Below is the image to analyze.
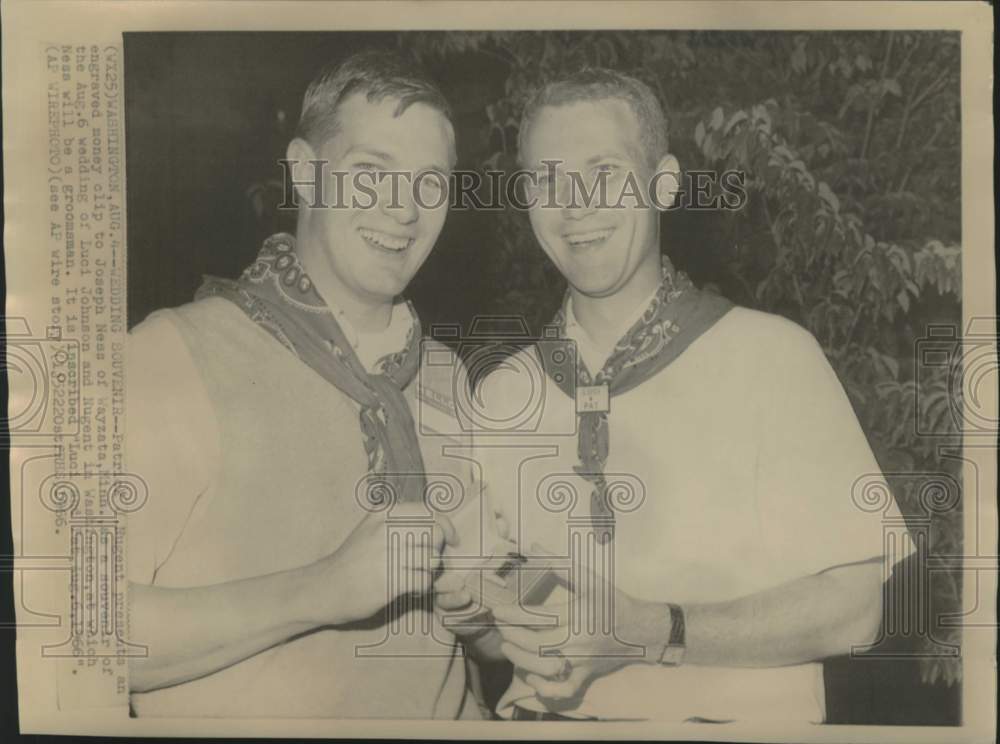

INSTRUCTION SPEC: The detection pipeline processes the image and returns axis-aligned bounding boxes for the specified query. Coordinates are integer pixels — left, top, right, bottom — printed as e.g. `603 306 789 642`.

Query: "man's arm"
637 559 883 667
128 566 318 692
130 507 457 693
493 559 885 700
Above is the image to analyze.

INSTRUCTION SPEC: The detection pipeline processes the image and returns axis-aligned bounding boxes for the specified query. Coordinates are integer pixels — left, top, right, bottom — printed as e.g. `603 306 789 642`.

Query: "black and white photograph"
2 2 996 741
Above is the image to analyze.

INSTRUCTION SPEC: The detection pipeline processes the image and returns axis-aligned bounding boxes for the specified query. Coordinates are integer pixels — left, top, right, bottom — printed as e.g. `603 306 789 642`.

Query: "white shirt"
331 298 414 372
475 306 914 722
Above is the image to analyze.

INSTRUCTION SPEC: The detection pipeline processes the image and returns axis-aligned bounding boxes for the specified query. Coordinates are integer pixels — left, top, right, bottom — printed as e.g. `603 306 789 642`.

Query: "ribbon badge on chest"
576 384 610 414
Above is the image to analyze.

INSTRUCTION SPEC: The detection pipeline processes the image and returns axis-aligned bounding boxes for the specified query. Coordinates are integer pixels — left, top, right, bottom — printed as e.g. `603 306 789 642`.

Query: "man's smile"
563 226 615 249
358 227 415 253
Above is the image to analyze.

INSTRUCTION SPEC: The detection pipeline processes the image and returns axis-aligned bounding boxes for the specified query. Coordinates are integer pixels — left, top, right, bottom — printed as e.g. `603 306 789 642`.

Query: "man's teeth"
359 228 413 252
565 228 614 246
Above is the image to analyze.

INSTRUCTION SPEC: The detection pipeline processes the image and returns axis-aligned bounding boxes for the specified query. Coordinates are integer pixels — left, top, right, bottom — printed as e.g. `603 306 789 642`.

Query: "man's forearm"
631 561 883 668
128 564 325 693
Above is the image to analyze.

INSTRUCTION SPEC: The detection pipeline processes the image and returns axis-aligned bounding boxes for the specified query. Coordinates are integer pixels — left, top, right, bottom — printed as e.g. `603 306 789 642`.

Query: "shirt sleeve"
754 321 915 580
125 310 220 585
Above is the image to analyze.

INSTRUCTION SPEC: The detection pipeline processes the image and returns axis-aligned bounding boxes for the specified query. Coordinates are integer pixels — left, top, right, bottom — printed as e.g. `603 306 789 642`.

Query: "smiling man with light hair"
124 50 489 719
456 68 916 723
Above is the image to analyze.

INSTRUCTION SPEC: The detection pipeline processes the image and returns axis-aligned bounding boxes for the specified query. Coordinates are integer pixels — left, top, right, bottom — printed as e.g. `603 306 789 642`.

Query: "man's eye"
595 163 619 174
421 173 444 190
355 162 382 172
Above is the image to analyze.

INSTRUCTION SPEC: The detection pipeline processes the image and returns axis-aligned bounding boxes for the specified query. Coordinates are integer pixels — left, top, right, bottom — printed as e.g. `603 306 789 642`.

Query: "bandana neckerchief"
547 256 734 543
196 232 427 506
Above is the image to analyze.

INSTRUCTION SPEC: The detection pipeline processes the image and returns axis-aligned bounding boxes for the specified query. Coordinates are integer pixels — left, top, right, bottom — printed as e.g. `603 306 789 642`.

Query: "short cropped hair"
517 68 669 167
295 49 454 157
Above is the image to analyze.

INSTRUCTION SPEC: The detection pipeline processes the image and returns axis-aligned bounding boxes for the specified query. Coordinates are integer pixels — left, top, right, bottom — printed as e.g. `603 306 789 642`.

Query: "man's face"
521 98 662 298
297 92 454 306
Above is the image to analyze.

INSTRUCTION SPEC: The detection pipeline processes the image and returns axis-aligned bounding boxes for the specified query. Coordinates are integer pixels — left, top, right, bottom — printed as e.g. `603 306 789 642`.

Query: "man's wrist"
658 603 686 666
289 558 348 628
465 625 506 661
631 600 685 666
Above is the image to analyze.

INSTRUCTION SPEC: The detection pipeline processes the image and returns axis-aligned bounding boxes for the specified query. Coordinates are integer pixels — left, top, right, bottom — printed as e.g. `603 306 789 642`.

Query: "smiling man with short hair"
124 50 486 719
469 68 915 723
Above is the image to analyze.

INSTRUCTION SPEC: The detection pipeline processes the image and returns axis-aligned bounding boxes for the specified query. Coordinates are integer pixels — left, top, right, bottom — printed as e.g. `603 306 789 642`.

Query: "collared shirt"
331 299 414 373
563 281 662 374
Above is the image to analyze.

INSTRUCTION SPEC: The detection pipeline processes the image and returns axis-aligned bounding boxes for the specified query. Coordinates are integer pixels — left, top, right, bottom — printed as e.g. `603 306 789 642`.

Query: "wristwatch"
657 603 686 666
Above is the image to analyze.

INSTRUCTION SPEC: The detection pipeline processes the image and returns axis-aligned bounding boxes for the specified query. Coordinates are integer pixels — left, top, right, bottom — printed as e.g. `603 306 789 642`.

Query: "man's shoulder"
718 305 815 342
129 295 285 383
127 305 187 369
125 297 249 409
129 296 244 345
125 301 221 467
705 305 822 362
702 306 842 405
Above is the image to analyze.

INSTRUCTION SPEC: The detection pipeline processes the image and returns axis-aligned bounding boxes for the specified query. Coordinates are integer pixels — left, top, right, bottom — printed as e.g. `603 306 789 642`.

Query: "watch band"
668 602 686 646
658 603 686 666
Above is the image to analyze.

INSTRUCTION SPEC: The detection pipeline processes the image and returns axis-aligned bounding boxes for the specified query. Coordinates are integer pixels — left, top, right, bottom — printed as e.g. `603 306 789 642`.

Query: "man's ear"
651 154 681 211
286 137 321 208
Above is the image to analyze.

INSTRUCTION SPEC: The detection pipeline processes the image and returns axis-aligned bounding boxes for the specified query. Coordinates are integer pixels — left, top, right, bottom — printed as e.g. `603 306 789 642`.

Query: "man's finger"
524 671 582 701
433 569 465 594
492 603 564 630
493 619 561 652
500 641 563 677
404 543 444 572
555 547 616 602
434 589 473 611
402 560 434 577
410 570 434 594
435 515 459 548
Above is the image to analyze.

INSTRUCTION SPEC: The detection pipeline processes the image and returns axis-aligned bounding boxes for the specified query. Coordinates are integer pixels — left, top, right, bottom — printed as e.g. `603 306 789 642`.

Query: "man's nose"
556 177 596 220
561 200 596 221
383 185 419 225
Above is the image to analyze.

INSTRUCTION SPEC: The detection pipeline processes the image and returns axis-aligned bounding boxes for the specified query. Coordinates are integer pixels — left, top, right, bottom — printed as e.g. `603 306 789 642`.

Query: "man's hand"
491 558 886 707
305 504 459 625
491 569 664 703
433 568 476 615
129 504 459 693
431 545 511 660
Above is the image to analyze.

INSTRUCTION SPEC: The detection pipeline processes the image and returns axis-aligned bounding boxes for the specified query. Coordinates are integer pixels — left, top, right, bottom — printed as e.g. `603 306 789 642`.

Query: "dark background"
122 32 961 724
